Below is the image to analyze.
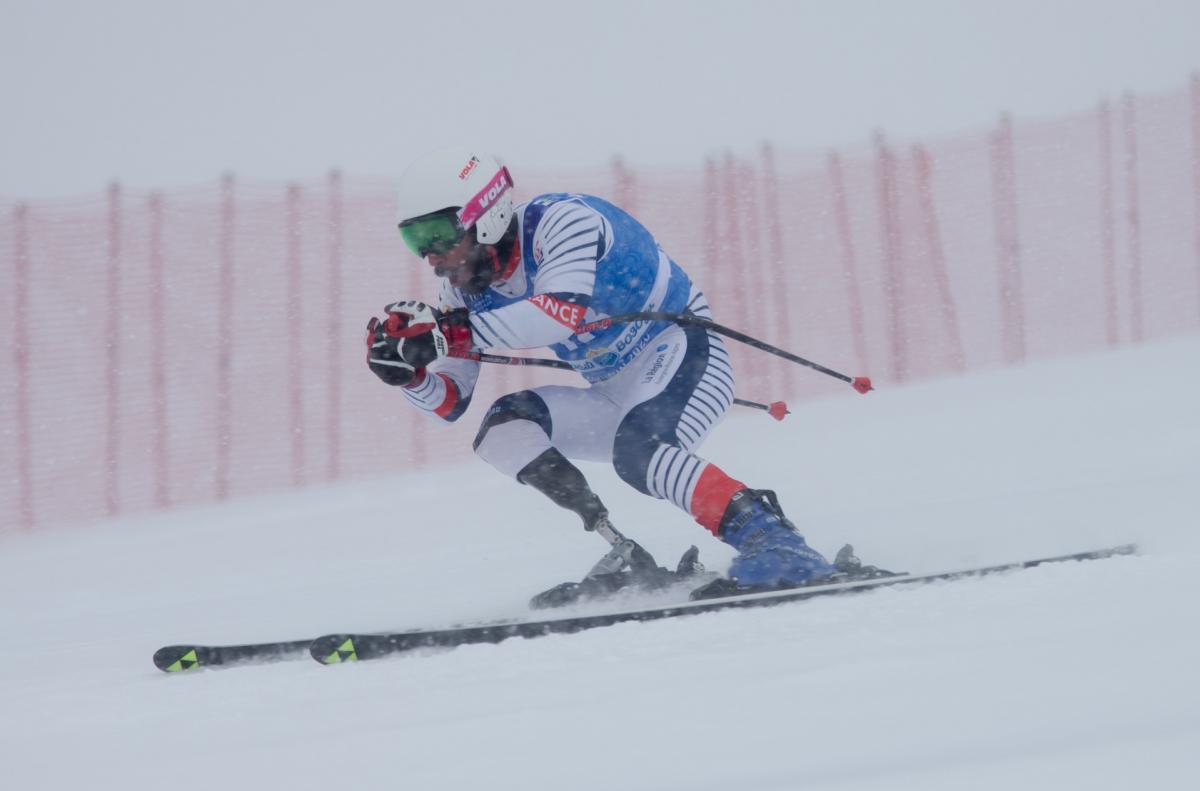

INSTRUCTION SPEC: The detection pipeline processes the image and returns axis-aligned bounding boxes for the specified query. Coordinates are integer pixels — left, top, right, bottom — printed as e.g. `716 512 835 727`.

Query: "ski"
152 639 313 672
310 543 1137 666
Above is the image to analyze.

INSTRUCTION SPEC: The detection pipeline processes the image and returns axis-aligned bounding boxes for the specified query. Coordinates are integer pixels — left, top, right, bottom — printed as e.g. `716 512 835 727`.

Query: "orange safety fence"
2 77 1198 531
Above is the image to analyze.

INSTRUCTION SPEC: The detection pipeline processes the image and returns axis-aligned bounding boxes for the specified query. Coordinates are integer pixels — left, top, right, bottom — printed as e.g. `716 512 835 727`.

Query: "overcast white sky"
1 0 1197 199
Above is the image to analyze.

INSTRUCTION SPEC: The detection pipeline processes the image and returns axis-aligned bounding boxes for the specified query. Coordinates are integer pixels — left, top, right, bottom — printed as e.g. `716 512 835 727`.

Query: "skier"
366 147 834 592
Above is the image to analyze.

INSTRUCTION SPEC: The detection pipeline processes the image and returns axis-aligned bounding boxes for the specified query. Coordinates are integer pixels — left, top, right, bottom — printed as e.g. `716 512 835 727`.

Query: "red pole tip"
767 401 790 421
851 376 873 394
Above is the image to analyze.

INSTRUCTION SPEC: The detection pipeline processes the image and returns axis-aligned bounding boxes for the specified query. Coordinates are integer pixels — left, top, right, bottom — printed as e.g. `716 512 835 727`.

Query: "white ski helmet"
395 147 515 250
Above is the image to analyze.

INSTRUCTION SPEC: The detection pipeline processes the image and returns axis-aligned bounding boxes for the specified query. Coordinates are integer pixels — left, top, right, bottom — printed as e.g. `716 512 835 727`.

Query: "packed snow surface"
3 336 1198 789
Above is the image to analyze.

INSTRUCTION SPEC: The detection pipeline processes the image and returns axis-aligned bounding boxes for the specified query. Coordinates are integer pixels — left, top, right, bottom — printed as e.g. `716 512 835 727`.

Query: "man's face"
426 233 478 291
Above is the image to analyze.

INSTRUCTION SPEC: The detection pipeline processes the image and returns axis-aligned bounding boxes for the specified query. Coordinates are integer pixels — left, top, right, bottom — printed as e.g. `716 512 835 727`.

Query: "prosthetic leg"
516 449 708 608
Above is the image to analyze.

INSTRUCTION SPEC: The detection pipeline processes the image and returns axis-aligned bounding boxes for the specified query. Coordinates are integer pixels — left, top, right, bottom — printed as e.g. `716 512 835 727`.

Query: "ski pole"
575 312 873 394
452 350 792 421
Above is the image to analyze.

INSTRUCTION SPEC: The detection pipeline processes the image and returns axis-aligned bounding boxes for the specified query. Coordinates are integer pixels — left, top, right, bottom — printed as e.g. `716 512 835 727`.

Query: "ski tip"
310 634 360 665
1065 543 1138 561
153 645 203 673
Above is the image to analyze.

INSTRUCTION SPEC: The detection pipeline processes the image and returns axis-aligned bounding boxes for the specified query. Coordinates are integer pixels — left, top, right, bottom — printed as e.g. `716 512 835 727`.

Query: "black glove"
365 316 418 386
365 301 472 387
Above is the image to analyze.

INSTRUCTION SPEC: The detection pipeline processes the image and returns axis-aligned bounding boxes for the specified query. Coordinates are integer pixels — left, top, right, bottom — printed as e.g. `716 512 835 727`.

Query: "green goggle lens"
398 213 466 258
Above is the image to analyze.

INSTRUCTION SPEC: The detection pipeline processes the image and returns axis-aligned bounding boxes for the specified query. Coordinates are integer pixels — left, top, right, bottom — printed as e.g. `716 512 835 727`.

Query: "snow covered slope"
3 336 1198 790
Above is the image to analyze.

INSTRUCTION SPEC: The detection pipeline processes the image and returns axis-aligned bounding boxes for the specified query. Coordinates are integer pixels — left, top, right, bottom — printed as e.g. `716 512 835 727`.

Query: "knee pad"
473 391 554 478
473 391 553 450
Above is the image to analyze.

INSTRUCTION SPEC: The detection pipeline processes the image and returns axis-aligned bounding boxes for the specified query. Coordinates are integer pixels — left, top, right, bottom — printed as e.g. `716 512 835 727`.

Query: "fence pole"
1191 73 1200 325
913 145 966 372
1098 99 1120 346
406 221 428 469
286 183 305 487
1122 92 1144 343
759 143 794 394
721 152 747 333
216 173 235 500
326 170 343 482
611 156 637 217
105 182 122 517
148 192 170 508
13 204 33 529
735 157 763 389
876 132 907 382
702 157 720 292
827 150 870 375
990 114 1026 364
739 159 765 344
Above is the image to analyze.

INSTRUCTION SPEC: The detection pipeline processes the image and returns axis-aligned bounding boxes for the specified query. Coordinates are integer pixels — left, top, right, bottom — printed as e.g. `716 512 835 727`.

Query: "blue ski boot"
720 489 834 589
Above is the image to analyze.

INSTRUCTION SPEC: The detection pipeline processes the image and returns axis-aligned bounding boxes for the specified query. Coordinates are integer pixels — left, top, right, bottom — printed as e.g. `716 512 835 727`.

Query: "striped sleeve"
530 200 607 296
401 355 479 423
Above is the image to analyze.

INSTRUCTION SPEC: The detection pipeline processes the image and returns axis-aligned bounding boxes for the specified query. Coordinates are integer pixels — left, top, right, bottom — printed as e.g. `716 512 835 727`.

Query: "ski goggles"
398 210 468 258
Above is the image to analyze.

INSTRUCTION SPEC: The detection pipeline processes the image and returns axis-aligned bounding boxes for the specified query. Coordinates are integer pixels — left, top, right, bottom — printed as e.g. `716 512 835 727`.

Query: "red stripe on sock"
690 464 746 536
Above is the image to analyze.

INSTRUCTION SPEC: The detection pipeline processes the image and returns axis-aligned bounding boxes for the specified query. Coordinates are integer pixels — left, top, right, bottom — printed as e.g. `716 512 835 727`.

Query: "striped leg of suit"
612 321 748 533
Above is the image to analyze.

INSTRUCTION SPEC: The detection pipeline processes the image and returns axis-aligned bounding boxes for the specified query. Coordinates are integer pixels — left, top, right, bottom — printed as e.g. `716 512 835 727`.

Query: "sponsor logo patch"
642 353 668 383
458 156 480 180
